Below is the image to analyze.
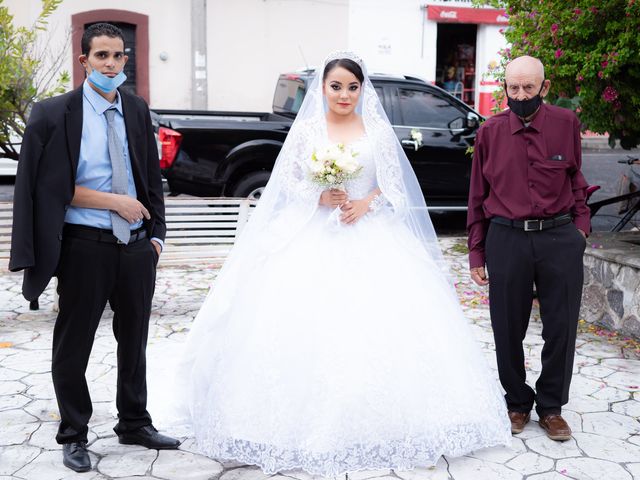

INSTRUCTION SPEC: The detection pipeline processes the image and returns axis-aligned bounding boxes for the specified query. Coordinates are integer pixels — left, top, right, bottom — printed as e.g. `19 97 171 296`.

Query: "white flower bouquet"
309 143 362 188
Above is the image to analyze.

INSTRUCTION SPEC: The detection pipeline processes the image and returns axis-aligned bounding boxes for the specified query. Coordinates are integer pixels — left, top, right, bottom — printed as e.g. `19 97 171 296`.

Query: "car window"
273 78 306 114
398 88 465 128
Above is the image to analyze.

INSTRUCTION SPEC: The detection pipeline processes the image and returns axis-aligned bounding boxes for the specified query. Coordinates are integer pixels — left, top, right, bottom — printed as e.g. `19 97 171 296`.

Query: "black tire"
231 171 271 199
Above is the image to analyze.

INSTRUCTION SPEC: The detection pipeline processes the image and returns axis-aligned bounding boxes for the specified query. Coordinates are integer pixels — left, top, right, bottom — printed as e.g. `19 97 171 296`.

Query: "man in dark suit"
10 23 179 472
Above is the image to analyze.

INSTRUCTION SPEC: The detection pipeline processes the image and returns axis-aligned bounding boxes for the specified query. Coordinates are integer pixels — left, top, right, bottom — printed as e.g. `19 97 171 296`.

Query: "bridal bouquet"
310 143 362 189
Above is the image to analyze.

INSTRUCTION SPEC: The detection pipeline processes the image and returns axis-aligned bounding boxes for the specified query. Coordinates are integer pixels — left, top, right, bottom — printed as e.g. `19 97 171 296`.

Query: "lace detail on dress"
193 414 511 477
363 97 407 218
281 118 325 204
340 136 376 199
368 193 387 214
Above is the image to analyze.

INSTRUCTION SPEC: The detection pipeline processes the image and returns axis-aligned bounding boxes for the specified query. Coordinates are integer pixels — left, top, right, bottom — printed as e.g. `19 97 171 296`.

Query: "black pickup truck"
154 70 482 210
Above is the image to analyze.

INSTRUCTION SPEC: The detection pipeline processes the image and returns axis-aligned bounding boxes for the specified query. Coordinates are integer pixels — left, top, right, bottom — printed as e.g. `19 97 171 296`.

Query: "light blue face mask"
88 69 127 93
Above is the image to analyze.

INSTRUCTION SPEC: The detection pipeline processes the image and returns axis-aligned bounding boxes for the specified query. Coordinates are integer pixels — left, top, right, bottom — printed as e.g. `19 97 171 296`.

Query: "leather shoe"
118 425 180 450
539 414 572 441
508 411 530 434
62 441 91 472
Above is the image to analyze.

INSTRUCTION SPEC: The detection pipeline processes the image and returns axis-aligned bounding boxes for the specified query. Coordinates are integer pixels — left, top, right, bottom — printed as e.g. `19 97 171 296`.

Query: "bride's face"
323 66 362 116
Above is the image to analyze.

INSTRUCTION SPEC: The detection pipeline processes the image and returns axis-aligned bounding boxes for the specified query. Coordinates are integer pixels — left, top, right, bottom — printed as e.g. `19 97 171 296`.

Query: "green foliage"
0 0 68 159
474 0 640 149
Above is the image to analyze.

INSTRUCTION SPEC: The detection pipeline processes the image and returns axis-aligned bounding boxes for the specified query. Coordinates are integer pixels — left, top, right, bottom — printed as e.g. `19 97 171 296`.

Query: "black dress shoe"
62 442 91 472
118 425 180 450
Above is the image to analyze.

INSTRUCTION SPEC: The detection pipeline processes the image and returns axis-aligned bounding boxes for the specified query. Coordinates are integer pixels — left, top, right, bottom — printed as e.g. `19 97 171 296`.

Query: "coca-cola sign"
427 6 508 24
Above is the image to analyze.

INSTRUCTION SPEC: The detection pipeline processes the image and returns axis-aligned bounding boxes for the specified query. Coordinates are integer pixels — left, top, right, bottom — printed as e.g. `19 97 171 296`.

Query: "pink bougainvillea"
602 86 619 102
495 0 640 148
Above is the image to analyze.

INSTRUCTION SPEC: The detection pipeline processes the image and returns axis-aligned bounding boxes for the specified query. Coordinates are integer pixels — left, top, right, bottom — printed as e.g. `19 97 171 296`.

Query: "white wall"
348 0 435 82
144 2 192 109
5 0 508 113
5 0 192 109
206 0 348 112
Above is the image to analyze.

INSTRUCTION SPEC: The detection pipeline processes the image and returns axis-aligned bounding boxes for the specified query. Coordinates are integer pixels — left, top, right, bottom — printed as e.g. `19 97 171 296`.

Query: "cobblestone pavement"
1 237 639 480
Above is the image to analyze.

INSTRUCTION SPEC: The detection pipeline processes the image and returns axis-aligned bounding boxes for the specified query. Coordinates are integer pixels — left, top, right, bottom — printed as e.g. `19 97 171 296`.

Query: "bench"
1 198 256 310
161 197 256 265
0 198 256 269
0 202 10 269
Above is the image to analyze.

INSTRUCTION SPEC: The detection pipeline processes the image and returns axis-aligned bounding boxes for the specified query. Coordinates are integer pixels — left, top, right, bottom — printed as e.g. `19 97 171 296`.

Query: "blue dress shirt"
65 80 142 231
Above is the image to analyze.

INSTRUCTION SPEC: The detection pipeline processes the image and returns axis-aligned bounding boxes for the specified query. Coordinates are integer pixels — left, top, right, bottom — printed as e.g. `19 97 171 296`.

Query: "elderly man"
467 55 590 441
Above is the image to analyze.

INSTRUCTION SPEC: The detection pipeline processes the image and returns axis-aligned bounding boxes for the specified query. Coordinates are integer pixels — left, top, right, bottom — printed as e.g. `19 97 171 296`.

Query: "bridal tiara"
323 50 364 67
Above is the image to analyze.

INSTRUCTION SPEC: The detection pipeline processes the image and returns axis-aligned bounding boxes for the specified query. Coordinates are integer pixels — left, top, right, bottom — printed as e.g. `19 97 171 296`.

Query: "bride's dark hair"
322 58 364 83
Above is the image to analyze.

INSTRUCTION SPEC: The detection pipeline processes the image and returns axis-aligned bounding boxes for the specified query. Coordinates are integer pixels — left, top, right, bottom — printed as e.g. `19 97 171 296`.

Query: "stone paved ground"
1 237 639 480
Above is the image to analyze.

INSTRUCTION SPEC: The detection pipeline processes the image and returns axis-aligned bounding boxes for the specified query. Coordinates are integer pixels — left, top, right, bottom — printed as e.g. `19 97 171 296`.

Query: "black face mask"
505 82 545 119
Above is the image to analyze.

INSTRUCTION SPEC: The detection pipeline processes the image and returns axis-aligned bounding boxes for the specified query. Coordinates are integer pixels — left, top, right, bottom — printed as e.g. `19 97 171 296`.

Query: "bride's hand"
340 199 369 224
320 189 348 208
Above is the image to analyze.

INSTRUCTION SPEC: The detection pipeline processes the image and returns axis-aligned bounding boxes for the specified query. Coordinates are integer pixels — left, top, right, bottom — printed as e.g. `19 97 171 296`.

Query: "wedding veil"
192 50 452 326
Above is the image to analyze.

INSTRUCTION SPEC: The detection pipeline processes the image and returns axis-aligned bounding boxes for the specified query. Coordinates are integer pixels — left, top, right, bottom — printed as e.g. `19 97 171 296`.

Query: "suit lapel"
64 87 83 180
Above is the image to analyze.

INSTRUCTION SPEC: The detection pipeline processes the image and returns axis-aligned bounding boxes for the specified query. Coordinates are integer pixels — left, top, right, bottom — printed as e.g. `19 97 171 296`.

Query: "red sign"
427 5 508 25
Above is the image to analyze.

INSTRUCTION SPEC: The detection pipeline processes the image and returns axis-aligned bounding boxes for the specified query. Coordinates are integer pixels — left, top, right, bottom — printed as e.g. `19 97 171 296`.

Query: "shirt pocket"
540 154 569 170
533 152 571 196
544 133 575 169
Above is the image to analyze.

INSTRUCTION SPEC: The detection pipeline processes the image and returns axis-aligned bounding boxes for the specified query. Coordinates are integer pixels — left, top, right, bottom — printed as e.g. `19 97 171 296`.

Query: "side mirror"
466 112 480 129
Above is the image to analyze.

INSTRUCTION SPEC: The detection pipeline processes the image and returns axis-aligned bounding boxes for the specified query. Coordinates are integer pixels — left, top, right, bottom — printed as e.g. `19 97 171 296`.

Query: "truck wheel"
232 171 271 200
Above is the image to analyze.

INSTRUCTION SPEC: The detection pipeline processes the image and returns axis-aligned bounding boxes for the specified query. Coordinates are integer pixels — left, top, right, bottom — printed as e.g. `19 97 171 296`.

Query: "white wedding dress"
168 132 511 476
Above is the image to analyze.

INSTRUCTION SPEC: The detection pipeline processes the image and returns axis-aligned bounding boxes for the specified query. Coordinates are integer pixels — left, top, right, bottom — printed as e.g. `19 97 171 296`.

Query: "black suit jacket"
9 86 166 301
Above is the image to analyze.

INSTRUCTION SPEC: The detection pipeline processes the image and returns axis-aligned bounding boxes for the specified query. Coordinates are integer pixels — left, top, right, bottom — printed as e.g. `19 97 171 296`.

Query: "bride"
168 51 511 476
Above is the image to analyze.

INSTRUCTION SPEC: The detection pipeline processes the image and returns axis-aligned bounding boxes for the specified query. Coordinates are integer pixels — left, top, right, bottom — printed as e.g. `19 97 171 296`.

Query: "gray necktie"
104 108 130 244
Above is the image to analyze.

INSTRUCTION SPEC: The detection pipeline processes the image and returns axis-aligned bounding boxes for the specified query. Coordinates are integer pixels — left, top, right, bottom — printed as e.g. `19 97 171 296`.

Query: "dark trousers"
485 222 585 417
52 228 158 444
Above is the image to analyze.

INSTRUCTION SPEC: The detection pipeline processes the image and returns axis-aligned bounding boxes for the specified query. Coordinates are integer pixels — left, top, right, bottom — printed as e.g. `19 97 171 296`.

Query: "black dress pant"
52 229 158 444
485 221 585 417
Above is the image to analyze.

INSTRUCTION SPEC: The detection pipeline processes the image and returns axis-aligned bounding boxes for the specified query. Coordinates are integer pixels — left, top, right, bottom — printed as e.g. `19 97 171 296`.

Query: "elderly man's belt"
490 213 573 232
63 224 147 244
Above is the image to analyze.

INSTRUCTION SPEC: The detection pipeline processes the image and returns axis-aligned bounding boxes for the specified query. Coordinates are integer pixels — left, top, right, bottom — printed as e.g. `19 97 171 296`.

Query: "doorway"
436 23 477 108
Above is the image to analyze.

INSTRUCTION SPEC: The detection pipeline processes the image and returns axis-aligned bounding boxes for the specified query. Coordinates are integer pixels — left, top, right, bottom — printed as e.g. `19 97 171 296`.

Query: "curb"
581 135 613 150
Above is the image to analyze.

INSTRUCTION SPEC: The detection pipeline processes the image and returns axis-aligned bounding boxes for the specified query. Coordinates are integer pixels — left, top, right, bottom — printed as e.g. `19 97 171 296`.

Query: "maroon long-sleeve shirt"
466 104 591 269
